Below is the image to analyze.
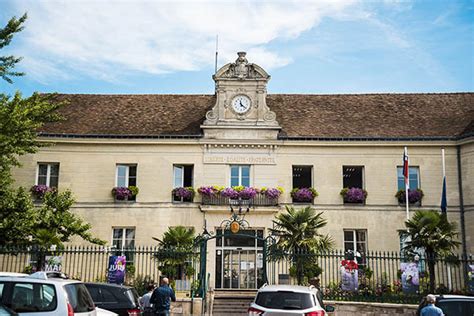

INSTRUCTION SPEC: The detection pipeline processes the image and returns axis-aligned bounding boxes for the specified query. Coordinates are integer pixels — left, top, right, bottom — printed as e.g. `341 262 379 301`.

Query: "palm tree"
404 210 460 292
153 226 196 280
269 206 334 285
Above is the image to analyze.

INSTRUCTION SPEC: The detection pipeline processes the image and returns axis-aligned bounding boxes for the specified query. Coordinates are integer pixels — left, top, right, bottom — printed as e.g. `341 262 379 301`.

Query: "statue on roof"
216 52 269 80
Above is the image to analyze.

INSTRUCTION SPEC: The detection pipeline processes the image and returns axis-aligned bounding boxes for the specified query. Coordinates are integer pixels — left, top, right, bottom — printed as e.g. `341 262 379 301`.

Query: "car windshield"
255 291 314 310
437 300 472 316
64 283 95 312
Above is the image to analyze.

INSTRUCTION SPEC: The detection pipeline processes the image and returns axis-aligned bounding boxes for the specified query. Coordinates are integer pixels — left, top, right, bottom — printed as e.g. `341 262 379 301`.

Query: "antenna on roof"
214 34 219 74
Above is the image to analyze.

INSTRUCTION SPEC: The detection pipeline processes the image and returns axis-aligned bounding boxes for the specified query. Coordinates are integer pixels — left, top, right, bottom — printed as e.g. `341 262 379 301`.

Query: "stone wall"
326 300 418 316
170 298 202 316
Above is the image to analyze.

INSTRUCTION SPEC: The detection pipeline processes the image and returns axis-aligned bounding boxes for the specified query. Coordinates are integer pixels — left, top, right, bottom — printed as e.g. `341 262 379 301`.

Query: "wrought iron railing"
201 193 278 206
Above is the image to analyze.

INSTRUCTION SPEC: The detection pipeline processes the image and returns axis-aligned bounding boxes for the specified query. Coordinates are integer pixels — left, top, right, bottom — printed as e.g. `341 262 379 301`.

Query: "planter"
291 187 318 203
396 189 423 206
30 185 56 200
172 187 195 203
112 186 138 202
340 187 367 204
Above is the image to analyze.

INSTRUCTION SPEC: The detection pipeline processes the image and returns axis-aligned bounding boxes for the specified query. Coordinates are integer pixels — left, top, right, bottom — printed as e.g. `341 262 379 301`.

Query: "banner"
44 256 62 272
400 262 419 294
340 260 358 291
107 255 126 284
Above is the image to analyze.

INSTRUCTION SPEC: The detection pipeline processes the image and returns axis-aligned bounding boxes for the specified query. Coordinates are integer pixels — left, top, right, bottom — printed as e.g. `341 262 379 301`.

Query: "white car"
0 272 97 315
248 284 335 316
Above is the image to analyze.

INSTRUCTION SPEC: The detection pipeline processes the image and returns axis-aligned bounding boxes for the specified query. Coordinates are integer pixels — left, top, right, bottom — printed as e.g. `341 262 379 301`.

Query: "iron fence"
0 246 472 303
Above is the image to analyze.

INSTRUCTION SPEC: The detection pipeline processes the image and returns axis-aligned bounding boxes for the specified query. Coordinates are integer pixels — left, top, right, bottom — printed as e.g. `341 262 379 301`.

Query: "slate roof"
39 93 474 140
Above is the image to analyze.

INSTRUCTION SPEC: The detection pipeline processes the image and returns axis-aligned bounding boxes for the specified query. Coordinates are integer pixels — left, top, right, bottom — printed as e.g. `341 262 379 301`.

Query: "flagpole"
405 147 409 220
442 148 452 289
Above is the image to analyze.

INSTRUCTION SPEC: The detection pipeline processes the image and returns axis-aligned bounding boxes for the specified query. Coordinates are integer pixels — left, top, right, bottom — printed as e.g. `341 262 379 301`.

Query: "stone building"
12 52 474 290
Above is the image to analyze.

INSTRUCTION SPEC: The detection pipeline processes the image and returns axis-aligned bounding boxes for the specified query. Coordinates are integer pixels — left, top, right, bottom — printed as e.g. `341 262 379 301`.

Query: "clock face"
231 95 251 114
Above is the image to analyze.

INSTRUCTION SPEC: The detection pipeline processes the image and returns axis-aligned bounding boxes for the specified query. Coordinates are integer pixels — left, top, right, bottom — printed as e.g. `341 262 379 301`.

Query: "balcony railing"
201 193 278 206
171 193 194 203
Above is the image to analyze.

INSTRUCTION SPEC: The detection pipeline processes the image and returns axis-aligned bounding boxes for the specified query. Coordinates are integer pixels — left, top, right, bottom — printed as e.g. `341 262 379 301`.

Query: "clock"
231 95 251 114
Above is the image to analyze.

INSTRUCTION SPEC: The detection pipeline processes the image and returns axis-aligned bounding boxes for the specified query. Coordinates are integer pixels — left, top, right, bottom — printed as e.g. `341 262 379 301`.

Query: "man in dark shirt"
150 277 176 315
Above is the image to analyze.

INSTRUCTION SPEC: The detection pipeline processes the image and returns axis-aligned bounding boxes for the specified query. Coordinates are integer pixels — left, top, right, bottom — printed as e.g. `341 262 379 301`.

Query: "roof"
38 93 474 140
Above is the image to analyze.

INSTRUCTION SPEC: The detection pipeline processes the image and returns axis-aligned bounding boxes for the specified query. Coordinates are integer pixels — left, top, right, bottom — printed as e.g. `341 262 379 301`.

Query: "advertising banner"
44 256 62 272
107 255 126 284
468 265 474 294
400 262 419 294
340 260 359 291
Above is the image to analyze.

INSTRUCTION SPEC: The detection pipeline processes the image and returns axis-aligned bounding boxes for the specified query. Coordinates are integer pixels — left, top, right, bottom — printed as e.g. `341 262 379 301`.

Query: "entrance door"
215 229 264 289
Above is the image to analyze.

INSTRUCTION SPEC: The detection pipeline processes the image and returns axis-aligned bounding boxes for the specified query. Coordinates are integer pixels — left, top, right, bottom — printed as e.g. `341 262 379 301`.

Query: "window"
397 166 420 190
342 166 364 188
230 165 250 187
4 282 58 312
173 165 194 202
292 166 312 188
173 165 193 188
36 163 59 187
344 229 367 265
112 227 135 263
116 164 137 187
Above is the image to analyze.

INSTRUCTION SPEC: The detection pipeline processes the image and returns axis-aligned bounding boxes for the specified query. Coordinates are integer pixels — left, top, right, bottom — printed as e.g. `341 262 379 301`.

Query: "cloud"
9 0 357 83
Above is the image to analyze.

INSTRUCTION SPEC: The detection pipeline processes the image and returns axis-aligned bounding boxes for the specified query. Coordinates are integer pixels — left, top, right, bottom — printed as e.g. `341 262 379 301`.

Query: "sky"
1 0 473 96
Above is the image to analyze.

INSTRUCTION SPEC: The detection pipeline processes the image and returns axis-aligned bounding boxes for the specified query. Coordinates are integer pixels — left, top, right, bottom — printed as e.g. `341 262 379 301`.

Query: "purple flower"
263 188 282 199
220 187 239 199
342 187 367 203
112 187 132 200
173 187 195 199
239 187 257 199
397 189 423 204
30 185 56 199
197 186 219 197
291 188 317 202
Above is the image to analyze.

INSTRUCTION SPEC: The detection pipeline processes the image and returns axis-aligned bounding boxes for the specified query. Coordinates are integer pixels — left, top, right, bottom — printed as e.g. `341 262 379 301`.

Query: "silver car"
248 284 335 316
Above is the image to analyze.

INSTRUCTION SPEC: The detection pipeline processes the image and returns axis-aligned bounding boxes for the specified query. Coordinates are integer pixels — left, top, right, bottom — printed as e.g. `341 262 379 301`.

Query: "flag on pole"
441 149 447 214
403 147 410 220
403 148 409 188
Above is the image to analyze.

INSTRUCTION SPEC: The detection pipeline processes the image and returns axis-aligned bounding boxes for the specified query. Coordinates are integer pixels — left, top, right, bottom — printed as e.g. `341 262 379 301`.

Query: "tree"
269 206 334 285
0 92 64 189
153 226 197 280
404 210 460 292
0 13 27 83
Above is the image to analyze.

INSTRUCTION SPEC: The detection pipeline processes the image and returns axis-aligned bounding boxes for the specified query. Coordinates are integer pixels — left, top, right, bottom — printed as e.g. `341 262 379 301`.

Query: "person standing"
150 277 176 316
420 294 444 316
140 284 156 316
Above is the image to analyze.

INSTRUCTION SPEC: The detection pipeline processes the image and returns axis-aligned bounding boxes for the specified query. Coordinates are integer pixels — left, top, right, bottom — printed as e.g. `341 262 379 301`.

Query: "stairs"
212 290 256 316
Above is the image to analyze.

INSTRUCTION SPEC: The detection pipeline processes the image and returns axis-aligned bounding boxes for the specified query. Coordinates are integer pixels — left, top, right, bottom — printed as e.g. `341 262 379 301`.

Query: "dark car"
84 283 141 316
417 295 474 316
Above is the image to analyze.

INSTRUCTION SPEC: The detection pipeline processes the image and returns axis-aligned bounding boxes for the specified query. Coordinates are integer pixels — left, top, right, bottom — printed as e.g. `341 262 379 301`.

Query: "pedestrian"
150 277 176 316
420 294 444 316
309 277 323 304
139 284 156 316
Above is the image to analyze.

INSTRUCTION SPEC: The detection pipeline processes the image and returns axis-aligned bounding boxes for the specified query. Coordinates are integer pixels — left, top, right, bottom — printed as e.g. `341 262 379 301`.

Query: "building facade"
12 52 474 290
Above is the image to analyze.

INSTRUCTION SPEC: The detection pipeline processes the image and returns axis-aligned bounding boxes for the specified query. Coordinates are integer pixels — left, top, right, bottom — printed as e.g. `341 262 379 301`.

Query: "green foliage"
0 92 65 189
154 226 197 280
126 274 155 296
289 261 322 283
0 13 27 83
404 210 460 292
128 186 139 196
269 206 333 285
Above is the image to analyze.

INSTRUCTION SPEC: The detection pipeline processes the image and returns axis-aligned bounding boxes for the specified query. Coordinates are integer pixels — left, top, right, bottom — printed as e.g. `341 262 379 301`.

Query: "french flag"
403 148 409 190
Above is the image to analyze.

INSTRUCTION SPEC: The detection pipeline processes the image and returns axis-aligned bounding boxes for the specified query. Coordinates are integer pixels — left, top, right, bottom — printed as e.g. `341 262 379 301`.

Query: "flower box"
30 185 57 200
395 188 423 206
340 187 367 204
172 187 195 202
291 187 318 203
198 186 281 206
112 186 139 202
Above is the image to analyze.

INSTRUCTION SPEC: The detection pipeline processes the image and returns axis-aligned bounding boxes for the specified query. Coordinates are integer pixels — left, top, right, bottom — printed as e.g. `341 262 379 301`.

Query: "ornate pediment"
214 52 270 80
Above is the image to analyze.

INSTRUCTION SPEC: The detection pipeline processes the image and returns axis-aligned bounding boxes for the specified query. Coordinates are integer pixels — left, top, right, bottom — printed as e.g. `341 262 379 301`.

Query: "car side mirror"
325 305 335 312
